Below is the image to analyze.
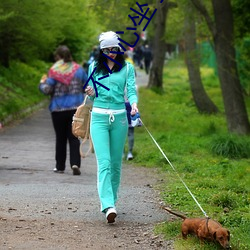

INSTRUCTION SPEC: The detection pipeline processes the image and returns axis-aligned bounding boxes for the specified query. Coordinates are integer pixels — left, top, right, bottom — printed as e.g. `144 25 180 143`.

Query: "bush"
210 135 250 159
210 191 237 209
0 60 48 122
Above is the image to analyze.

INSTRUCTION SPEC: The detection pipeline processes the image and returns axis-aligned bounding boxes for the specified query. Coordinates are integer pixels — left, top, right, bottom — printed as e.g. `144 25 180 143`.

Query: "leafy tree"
232 0 250 95
183 1 218 114
91 0 145 47
0 0 56 66
53 1 100 62
232 0 250 39
190 0 250 134
159 0 218 113
0 0 99 67
163 1 184 44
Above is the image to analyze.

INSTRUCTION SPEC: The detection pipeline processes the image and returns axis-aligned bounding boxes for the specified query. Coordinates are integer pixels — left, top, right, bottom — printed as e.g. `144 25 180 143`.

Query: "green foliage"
233 0 250 101
210 134 250 159
164 0 212 44
154 221 181 240
210 191 238 209
0 0 99 66
201 121 217 136
164 2 184 44
130 58 250 249
232 0 250 39
0 60 49 122
91 0 150 46
236 37 250 95
91 0 135 30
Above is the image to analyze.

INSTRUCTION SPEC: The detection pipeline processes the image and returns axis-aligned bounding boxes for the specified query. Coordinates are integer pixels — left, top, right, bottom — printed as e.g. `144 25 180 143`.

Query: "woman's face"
102 47 119 60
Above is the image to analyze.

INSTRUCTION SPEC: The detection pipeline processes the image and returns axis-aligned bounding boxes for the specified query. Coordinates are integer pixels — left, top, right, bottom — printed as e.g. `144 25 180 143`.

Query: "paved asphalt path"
0 70 172 249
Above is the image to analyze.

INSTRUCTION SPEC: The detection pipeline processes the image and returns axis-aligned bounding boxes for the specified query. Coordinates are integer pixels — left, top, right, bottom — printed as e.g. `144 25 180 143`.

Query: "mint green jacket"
88 62 138 110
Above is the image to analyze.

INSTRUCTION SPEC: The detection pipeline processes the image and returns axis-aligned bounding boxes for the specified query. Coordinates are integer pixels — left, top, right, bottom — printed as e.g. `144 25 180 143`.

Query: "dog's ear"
213 231 217 240
227 230 230 240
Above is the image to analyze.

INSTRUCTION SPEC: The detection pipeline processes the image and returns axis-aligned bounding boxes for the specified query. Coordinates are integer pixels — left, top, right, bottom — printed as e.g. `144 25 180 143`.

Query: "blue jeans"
90 111 128 212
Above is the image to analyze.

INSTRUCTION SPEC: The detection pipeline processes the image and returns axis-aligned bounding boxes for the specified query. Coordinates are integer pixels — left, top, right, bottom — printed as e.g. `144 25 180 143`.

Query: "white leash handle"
139 118 209 218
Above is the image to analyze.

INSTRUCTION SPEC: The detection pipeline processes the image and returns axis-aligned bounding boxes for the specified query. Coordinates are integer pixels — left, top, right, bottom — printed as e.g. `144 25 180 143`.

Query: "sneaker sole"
107 212 117 223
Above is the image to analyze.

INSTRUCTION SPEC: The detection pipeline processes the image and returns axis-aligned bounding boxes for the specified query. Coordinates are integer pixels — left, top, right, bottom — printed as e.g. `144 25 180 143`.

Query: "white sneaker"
127 152 133 160
53 168 64 173
105 207 117 223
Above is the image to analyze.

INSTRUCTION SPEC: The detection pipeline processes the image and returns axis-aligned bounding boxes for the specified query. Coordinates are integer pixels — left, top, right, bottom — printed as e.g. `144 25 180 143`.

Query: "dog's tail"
162 206 187 220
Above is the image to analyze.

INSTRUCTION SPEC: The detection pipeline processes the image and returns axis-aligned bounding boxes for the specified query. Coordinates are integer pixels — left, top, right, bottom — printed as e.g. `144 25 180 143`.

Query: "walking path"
0 70 173 249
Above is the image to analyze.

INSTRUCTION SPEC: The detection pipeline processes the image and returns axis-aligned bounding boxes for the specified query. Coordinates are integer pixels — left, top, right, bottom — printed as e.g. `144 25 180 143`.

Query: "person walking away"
124 52 137 160
143 44 152 74
85 31 138 223
133 45 143 69
39 45 87 175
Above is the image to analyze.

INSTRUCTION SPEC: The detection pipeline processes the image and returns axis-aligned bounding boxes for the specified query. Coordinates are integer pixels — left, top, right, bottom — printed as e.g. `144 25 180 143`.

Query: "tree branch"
190 0 216 37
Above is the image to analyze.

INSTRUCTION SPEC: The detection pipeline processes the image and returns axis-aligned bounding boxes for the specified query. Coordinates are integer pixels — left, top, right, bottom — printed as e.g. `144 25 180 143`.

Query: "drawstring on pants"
91 107 125 125
109 112 115 124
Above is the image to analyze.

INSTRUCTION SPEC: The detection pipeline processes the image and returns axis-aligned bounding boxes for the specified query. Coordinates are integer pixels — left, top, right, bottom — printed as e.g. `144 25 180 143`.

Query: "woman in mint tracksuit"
85 31 138 223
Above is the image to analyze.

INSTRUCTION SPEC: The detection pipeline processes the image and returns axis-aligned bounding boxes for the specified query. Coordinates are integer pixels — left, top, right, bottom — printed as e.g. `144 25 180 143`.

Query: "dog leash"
139 118 209 218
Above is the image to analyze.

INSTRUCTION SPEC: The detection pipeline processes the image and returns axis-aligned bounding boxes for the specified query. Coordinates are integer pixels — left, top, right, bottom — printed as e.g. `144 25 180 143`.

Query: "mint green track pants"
90 111 128 212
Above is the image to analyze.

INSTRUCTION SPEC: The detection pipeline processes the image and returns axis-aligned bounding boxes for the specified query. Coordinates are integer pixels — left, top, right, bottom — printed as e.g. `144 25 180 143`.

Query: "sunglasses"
102 47 119 55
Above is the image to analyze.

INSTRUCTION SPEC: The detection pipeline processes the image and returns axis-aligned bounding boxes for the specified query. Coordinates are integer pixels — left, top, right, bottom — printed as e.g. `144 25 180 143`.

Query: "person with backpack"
39 45 87 175
85 31 138 223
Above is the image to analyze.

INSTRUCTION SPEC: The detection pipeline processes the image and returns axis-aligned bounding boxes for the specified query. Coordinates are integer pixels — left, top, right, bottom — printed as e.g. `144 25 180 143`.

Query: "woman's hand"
85 86 95 97
131 103 138 116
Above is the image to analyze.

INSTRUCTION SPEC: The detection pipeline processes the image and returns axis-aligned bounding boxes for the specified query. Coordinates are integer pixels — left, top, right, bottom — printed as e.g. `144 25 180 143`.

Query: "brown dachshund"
162 207 231 249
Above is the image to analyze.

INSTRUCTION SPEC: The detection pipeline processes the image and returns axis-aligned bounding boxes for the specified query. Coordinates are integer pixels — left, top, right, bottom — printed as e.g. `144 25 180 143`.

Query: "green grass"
129 58 250 250
0 60 50 123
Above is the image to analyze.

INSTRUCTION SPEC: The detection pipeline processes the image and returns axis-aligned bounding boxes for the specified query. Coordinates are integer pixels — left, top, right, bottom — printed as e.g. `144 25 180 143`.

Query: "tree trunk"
212 0 250 134
184 4 218 114
147 0 169 89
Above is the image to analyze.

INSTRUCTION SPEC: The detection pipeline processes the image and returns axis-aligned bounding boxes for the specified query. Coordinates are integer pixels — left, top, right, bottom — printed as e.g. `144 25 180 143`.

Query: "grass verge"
0 60 49 125
129 58 250 250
